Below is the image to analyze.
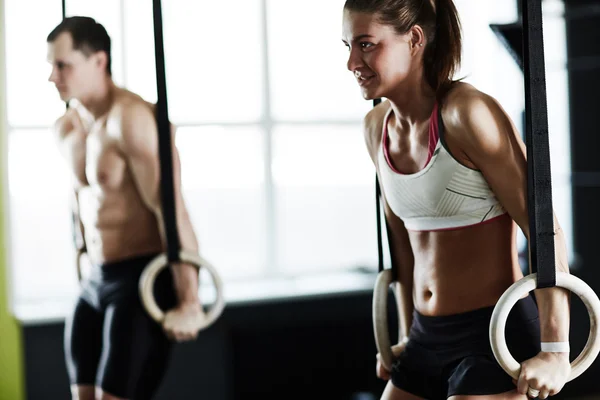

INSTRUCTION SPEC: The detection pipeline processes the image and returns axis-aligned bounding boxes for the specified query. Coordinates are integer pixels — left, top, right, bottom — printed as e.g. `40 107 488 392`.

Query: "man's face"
47 32 103 102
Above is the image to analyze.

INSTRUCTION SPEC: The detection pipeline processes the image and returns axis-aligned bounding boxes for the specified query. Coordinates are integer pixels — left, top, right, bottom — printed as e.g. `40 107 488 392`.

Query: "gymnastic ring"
490 272 600 398
373 269 401 371
139 251 225 332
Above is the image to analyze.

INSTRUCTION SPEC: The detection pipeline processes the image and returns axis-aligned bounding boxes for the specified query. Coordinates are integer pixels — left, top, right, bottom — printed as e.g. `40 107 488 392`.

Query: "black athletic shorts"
391 294 541 399
64 252 177 399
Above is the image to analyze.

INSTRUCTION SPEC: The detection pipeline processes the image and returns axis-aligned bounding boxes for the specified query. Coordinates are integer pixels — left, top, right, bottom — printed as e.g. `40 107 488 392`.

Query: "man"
47 16 204 400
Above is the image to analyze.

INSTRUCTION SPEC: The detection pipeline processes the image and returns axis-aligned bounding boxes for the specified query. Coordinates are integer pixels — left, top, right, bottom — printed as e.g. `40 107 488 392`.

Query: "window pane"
456 0 524 117
541 0 568 68
65 0 125 85
547 67 573 260
176 126 267 279
123 0 157 103
123 0 264 124
5 0 64 127
8 129 77 303
267 0 372 121
273 125 377 274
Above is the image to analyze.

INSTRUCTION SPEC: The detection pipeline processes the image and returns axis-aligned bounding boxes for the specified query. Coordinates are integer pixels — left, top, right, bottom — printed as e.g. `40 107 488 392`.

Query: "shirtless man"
47 16 204 400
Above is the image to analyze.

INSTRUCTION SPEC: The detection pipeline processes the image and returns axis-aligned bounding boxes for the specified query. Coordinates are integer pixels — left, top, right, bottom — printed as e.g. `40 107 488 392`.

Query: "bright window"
266 0 372 121
5 0 64 126
272 124 376 274
175 126 267 280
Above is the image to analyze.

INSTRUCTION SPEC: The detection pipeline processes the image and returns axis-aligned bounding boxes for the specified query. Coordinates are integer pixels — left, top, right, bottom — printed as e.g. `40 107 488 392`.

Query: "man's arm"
119 102 201 309
445 86 570 350
52 114 88 264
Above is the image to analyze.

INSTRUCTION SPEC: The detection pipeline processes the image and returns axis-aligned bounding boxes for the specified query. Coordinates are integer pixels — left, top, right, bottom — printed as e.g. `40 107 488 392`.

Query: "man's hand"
162 302 205 342
376 339 408 380
516 352 571 399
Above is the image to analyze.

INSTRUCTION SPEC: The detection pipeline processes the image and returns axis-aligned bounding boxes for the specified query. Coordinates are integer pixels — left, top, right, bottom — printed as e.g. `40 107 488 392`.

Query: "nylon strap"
522 0 556 288
376 175 384 273
153 0 181 263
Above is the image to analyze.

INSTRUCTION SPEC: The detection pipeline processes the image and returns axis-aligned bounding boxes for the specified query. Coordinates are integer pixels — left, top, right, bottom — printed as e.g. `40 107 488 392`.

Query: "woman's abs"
408 213 524 316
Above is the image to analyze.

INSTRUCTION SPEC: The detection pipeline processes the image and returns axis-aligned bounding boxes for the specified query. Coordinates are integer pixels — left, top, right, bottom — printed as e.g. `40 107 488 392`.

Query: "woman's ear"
409 24 426 50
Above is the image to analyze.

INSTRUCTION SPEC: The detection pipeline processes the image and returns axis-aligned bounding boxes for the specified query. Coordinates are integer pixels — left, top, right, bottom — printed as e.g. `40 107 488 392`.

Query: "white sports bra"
377 102 507 231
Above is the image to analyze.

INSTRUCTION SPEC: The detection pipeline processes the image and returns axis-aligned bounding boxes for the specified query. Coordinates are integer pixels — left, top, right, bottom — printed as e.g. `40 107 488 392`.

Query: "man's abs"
78 182 163 265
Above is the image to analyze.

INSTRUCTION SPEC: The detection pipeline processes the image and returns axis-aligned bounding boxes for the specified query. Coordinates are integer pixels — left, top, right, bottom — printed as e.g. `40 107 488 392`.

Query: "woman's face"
342 10 421 100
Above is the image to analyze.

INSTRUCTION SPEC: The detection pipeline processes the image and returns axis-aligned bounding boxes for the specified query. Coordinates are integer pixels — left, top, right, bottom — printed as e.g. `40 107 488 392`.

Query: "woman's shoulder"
438 81 519 161
441 82 495 111
439 82 504 134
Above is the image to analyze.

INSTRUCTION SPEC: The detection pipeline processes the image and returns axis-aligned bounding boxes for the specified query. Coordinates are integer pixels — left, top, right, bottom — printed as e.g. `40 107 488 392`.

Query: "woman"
341 1 571 399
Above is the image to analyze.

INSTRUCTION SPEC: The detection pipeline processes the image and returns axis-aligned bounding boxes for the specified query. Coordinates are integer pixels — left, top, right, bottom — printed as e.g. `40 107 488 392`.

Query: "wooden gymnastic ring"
373 269 402 371
139 251 225 331
490 272 600 398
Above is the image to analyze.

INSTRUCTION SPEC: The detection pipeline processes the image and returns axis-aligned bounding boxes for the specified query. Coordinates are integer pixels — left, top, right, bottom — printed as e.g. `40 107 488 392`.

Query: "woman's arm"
443 83 570 395
364 101 416 340
380 189 415 340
